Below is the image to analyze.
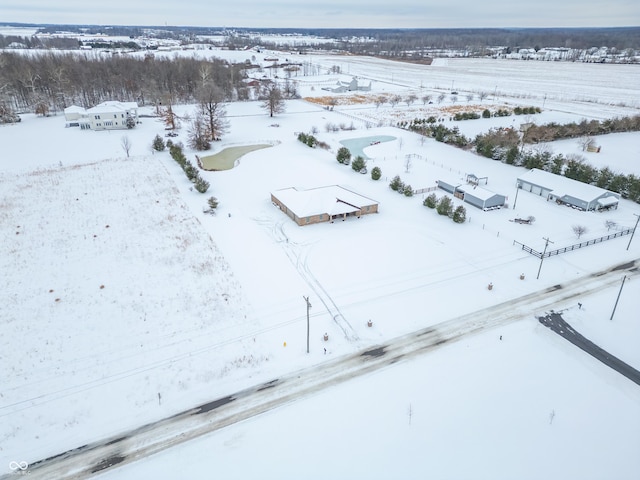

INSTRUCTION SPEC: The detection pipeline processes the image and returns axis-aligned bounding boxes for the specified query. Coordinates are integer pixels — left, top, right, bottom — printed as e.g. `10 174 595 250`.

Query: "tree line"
0 51 251 114
405 115 640 204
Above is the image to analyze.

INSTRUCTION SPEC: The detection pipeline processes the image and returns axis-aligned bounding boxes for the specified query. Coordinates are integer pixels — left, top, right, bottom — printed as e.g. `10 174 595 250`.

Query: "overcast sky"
2 0 639 29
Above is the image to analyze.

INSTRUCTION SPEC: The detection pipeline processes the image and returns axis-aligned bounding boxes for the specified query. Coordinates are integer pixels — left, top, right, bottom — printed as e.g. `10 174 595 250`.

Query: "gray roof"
518 169 618 202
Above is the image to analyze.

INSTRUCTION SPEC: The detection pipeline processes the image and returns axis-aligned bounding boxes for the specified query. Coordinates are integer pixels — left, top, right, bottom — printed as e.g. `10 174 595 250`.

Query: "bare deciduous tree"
578 135 596 152
572 225 587 239
261 83 285 117
120 136 132 158
197 83 228 141
404 154 413 173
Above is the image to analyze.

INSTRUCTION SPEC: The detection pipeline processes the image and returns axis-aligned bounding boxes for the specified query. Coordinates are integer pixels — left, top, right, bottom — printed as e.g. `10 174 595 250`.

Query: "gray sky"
2 0 639 28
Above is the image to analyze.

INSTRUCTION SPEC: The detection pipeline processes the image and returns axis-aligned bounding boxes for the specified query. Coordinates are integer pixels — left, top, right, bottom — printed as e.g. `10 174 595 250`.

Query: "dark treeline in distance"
0 51 255 114
2 23 640 54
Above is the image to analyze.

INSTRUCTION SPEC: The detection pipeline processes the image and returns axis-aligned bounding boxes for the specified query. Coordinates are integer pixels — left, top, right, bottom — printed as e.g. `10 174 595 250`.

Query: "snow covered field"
1 52 639 479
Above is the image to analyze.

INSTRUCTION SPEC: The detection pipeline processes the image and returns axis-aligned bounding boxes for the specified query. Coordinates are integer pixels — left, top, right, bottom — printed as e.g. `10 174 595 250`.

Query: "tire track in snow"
258 217 359 342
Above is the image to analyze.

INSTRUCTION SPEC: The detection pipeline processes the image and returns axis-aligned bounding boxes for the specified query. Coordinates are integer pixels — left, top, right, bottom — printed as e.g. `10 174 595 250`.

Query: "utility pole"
303 296 312 353
626 213 640 251
513 181 521 209
610 275 627 321
537 237 554 280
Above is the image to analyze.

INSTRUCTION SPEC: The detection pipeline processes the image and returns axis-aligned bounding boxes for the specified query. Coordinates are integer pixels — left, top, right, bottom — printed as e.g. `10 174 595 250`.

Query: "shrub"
403 185 414 196
207 196 219 210
183 161 199 181
482 109 491 118
351 155 366 172
336 146 351 165
297 132 318 148
389 175 404 192
436 196 454 216
194 177 210 193
371 166 382 181
452 205 467 223
152 134 166 152
423 193 437 208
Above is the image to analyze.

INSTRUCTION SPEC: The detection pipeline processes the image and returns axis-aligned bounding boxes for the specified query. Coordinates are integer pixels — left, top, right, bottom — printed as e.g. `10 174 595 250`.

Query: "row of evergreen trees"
424 193 467 223
167 140 210 193
335 146 382 180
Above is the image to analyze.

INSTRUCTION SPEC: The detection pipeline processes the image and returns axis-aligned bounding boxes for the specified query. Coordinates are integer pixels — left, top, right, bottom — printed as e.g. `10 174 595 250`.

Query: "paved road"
4 259 637 480
538 311 640 386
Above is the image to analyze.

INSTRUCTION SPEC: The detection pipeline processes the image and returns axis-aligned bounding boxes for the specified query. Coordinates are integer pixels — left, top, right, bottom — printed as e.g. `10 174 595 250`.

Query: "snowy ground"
1 52 640 479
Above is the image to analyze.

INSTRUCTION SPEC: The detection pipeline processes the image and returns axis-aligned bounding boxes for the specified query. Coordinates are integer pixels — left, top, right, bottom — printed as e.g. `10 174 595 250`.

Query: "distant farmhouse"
517 168 619 211
437 178 506 211
64 101 139 130
323 77 372 94
271 186 379 226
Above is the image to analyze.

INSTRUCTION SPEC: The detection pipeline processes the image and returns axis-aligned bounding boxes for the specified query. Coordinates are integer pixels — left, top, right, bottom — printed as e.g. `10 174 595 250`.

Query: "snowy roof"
64 105 86 114
597 196 619 206
517 169 618 202
86 101 138 114
456 184 503 201
97 101 139 110
271 186 378 218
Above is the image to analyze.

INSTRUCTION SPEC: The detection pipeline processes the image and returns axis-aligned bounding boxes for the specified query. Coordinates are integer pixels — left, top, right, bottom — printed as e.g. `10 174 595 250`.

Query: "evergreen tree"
336 147 351 164
389 175 404 192
194 176 210 193
403 185 414 196
152 134 166 152
423 193 437 208
436 196 454 216
371 166 382 181
207 196 219 210
452 205 467 223
351 156 366 172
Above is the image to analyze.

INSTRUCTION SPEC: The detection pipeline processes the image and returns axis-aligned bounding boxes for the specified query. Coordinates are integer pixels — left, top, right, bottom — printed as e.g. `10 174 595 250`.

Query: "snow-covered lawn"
1 53 639 479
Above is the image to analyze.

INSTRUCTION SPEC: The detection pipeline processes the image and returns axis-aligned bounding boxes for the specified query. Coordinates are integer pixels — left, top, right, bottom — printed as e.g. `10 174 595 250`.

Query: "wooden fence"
514 228 633 259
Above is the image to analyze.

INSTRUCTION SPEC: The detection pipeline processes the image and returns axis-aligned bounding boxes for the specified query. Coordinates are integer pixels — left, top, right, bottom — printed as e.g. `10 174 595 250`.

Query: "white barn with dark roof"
517 169 619 211
271 186 379 226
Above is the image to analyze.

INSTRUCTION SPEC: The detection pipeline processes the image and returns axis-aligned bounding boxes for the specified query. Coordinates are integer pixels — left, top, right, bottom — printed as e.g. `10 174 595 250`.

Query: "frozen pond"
339 135 396 159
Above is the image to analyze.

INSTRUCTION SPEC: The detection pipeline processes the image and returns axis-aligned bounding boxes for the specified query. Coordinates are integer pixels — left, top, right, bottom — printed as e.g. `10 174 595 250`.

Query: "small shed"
456 185 506 210
437 179 506 211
